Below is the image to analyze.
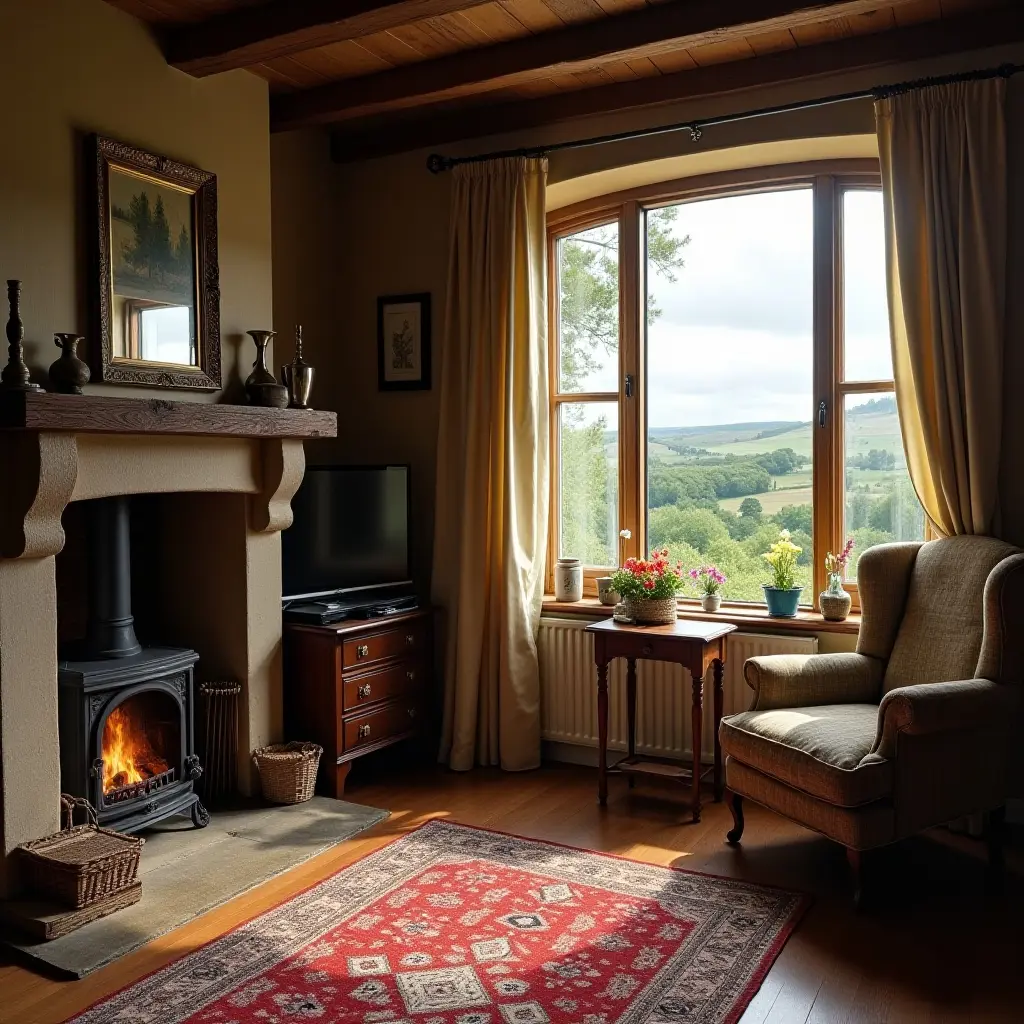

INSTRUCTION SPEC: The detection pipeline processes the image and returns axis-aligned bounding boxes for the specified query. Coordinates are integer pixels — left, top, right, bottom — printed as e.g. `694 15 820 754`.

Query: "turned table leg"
626 657 637 787
597 660 609 806
713 658 724 802
691 672 703 823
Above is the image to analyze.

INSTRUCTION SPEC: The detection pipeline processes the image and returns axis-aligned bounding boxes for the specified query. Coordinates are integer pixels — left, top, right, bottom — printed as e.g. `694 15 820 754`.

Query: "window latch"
818 400 827 428
624 373 634 399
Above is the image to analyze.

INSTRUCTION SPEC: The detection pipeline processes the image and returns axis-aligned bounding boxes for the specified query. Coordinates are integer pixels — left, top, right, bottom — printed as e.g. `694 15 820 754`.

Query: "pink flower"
688 568 700 580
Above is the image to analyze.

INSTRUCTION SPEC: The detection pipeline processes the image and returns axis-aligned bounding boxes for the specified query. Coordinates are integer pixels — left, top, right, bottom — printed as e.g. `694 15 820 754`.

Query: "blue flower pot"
762 585 803 618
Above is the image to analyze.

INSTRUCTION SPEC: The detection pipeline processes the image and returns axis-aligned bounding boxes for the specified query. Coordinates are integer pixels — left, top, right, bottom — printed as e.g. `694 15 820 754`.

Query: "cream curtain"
876 79 1008 537
432 157 549 772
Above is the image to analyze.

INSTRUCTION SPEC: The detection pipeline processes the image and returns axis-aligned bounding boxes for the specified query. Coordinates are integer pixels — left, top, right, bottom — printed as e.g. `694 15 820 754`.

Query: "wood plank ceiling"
104 0 1023 159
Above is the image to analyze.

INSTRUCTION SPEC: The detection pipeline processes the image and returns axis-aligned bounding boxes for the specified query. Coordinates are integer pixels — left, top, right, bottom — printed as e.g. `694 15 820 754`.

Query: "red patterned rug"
69 820 808 1024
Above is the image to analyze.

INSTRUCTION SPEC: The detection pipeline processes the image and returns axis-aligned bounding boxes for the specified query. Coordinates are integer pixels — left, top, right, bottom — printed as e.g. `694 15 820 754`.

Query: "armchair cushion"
720 704 891 808
882 535 1018 692
744 652 883 711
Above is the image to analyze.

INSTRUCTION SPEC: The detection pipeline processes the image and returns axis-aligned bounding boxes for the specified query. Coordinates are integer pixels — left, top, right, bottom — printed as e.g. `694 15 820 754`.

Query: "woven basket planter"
622 596 678 625
252 742 323 804
17 796 144 909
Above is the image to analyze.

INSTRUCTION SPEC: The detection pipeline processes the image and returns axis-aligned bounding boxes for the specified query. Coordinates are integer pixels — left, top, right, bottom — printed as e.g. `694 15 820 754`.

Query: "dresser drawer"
343 624 426 669
343 701 421 752
343 661 424 712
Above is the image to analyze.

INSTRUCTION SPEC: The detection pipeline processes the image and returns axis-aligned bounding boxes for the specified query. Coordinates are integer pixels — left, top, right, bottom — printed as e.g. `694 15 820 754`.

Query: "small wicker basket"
252 742 323 804
17 796 144 909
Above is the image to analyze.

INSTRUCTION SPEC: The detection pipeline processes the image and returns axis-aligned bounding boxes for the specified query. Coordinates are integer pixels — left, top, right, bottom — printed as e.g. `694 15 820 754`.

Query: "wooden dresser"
284 608 432 796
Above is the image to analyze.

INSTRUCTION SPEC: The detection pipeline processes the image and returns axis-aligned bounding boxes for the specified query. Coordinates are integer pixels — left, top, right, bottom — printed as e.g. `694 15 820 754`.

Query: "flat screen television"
282 465 411 601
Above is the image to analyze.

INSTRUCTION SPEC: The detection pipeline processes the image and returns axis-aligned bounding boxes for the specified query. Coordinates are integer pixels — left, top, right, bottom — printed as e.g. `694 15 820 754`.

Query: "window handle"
625 373 634 399
818 400 827 428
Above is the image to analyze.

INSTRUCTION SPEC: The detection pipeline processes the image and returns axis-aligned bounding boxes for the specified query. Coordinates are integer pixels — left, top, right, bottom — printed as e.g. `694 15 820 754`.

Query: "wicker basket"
252 742 323 804
17 796 144 909
622 596 678 625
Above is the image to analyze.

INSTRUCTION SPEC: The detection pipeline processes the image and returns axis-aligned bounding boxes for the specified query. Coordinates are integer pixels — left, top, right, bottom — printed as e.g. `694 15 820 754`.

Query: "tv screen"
282 466 410 601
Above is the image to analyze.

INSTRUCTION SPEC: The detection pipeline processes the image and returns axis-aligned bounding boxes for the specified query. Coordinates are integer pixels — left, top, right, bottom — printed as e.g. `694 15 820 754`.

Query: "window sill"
541 596 861 635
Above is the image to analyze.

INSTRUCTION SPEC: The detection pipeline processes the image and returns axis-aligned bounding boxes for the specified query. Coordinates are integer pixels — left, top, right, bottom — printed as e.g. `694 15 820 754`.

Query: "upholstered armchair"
720 535 1024 896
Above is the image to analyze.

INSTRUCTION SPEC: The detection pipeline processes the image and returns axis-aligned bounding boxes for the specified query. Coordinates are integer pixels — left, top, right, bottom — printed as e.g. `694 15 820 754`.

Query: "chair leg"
847 847 865 909
986 804 1006 897
725 790 744 845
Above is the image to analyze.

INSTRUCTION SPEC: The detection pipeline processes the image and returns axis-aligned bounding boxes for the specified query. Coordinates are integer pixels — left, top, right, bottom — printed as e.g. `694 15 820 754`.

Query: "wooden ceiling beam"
327 5 1024 161
271 0 939 130
166 0 497 77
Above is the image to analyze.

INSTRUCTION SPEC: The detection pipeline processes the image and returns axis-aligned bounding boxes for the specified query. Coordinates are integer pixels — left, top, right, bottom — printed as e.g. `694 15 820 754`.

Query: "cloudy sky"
643 187 892 429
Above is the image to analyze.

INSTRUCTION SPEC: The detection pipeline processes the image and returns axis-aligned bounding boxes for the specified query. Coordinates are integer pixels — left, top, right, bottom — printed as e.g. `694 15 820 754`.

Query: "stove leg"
191 798 210 828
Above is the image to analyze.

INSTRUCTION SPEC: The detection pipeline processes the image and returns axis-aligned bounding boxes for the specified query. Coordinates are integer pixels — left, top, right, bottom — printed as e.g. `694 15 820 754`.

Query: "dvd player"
284 594 419 626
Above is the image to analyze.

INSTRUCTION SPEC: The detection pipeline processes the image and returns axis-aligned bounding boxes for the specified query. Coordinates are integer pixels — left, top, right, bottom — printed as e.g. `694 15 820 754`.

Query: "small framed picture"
378 293 431 391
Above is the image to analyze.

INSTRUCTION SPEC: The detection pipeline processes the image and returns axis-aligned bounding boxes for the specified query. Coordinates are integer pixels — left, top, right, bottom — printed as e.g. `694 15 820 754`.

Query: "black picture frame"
377 293 431 391
89 134 221 391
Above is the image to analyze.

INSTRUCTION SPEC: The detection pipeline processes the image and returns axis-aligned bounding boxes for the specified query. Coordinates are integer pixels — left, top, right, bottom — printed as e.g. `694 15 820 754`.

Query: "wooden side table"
586 617 737 822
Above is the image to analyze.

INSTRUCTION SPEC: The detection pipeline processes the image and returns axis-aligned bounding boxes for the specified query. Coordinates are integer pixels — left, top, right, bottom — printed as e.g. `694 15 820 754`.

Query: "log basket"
17 795 144 909
251 742 322 804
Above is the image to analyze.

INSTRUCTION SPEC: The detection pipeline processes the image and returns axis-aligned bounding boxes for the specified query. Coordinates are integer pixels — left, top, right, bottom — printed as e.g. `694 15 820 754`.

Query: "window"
548 164 926 608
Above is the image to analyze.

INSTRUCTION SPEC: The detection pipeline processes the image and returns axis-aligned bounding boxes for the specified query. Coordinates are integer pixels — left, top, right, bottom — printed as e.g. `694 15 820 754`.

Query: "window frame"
547 160 890 609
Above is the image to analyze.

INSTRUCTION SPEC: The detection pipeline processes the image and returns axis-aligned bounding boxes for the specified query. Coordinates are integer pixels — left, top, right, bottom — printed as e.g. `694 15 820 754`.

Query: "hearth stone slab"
0 796 388 978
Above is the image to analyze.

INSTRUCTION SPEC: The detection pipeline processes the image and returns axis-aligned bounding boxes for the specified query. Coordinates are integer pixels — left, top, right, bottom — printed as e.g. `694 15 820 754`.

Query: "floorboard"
1 761 1021 1024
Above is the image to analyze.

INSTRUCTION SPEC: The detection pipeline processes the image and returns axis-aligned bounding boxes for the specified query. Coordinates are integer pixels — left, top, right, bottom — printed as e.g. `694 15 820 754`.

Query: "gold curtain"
876 79 1008 537
432 157 549 772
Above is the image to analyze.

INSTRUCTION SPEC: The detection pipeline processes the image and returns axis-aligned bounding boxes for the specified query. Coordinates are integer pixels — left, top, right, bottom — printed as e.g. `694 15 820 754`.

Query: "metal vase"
282 362 314 409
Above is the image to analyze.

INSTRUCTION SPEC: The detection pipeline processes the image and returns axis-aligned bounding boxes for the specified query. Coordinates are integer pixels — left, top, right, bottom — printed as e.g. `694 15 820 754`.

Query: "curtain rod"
426 61 1021 173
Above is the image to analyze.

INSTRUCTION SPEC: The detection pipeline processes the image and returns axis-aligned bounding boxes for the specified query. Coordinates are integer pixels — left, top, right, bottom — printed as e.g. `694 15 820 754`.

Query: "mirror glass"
108 165 198 367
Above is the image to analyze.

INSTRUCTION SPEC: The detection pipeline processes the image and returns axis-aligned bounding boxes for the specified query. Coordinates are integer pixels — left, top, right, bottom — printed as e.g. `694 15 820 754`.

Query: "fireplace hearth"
58 496 208 833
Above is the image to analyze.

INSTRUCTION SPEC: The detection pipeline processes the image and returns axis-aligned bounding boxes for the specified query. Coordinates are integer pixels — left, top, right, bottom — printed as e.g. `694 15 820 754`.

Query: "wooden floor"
2 761 1022 1024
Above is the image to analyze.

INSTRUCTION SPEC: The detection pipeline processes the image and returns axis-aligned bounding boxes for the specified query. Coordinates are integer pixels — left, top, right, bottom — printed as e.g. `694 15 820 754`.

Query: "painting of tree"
109 167 196 307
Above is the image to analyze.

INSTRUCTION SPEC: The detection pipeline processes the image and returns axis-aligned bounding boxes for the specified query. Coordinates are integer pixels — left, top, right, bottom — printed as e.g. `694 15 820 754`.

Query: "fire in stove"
102 703 175 804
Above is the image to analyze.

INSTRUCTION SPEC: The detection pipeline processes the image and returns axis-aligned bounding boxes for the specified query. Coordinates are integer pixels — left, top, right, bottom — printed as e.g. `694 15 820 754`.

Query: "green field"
562 395 925 600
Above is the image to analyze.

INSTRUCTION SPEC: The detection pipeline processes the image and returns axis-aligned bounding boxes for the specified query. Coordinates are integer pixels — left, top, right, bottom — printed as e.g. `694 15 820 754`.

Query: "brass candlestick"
1 280 43 392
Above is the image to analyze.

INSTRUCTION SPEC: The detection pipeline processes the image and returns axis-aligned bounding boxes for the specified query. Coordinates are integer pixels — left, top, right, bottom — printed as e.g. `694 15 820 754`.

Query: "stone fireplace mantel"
0 392 337 894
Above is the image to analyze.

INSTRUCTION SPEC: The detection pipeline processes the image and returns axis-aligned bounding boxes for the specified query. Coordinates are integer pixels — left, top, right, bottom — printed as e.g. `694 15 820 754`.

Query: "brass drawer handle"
358 683 372 699
405 634 415 645
358 723 371 739
406 670 416 681
356 644 369 658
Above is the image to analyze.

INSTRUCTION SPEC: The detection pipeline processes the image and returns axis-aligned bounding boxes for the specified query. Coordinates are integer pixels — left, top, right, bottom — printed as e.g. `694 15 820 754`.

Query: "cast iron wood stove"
58 496 209 832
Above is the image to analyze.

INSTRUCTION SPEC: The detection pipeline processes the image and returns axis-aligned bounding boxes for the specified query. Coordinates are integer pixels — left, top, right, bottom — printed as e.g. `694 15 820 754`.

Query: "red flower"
643 578 655 590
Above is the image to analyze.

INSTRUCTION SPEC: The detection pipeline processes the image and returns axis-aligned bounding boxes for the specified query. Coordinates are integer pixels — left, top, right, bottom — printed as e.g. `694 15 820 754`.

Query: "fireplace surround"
0 393 336 894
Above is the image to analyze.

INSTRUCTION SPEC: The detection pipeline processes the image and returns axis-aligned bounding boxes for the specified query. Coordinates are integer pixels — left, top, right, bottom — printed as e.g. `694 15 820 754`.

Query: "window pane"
843 393 925 578
645 191 814 603
843 190 892 382
557 223 619 394
559 402 618 566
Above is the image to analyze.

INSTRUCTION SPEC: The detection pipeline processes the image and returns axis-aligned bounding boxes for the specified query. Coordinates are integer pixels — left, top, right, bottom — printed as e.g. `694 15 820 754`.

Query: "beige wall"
0 0 273 402
272 41 1024 586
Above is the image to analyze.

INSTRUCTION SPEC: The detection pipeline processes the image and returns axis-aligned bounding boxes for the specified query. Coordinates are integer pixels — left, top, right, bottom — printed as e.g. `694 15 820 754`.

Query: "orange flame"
102 705 169 794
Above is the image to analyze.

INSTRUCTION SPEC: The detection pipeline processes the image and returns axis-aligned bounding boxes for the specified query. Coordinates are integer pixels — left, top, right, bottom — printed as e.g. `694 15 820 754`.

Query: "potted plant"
762 530 804 618
820 537 854 621
610 549 685 624
689 565 726 612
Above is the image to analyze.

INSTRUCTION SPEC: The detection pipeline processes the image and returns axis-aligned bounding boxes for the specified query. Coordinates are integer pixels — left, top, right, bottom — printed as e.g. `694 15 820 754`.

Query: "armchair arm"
871 678 1020 760
744 652 884 711
977 552 1024 684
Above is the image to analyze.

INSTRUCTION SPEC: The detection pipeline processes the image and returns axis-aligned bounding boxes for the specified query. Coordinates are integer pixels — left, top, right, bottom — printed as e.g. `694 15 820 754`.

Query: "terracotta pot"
622 596 677 625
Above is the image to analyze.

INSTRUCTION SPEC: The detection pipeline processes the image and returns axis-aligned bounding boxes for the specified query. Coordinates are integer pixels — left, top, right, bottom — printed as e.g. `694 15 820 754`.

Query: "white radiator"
538 618 817 762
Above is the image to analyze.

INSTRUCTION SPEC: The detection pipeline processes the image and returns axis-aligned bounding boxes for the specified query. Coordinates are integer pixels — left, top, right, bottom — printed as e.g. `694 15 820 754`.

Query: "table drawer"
343 661 424 712
343 701 421 752
343 624 426 669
